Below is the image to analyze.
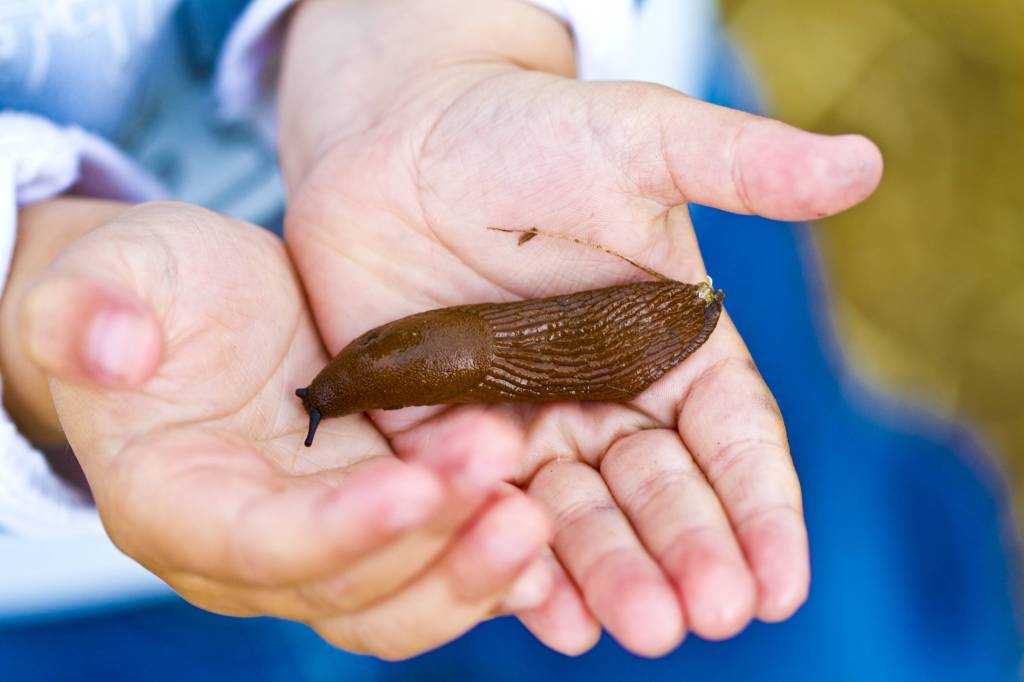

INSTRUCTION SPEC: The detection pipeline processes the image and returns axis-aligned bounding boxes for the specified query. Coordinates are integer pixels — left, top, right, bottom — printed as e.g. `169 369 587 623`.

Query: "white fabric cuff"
523 0 638 80
215 0 295 138
0 111 164 537
213 0 650 130
533 0 719 95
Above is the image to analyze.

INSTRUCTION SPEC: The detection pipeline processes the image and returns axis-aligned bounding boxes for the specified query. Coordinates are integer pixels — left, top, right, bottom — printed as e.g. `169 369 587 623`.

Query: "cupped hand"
17 201 553 659
281 5 882 656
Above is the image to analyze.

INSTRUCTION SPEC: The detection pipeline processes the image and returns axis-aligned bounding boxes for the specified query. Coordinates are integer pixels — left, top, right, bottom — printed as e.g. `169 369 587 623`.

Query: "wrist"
278 0 574 191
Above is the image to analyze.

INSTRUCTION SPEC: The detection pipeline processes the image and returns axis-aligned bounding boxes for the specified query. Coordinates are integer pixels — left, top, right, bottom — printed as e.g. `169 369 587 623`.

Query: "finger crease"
704 438 786 487
728 120 756 214
733 502 802 537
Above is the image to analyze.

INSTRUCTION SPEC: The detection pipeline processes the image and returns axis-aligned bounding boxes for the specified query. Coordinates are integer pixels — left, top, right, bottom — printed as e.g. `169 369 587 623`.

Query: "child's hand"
278 0 883 656
1 199 129 446
13 200 552 659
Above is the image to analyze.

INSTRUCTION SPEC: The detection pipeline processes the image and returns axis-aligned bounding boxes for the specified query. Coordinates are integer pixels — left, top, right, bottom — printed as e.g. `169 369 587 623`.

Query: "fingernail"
501 559 555 612
86 306 154 384
480 503 545 570
827 134 880 185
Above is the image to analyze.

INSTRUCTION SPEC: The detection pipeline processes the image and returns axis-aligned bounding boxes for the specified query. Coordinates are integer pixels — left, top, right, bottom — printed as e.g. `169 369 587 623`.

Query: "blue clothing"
0 0 244 139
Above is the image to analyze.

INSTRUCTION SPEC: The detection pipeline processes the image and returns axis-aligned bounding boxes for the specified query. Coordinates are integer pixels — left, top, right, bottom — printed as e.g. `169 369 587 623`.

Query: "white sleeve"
519 0 638 80
0 112 165 537
214 0 721 129
215 0 640 130
530 0 719 96
214 0 296 138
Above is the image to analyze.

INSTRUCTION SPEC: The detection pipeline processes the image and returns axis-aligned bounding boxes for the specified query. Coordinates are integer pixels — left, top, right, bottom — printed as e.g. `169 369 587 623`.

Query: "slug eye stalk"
295 387 321 447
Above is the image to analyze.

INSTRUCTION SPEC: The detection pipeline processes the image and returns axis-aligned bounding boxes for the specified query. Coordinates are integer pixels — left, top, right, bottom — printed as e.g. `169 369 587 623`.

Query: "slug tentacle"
304 409 321 448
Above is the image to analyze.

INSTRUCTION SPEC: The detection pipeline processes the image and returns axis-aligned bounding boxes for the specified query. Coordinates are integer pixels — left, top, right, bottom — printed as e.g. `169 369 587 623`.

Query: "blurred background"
0 1 1020 680
720 0 1024 525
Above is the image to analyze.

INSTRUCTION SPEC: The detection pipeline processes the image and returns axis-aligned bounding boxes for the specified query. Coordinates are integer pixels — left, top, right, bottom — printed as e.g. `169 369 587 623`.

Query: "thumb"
588 82 883 221
19 273 162 388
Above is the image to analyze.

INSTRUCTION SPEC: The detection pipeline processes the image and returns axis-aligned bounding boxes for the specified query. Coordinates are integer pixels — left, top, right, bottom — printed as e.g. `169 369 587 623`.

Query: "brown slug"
296 229 724 446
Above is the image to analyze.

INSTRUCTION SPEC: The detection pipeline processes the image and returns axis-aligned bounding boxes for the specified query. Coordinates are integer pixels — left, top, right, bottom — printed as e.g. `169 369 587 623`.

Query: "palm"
53 207 381 476
47 207 414 608
287 67 817 651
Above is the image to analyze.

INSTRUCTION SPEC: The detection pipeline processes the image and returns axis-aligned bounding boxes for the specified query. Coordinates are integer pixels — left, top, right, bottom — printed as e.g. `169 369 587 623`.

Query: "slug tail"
304 409 321 447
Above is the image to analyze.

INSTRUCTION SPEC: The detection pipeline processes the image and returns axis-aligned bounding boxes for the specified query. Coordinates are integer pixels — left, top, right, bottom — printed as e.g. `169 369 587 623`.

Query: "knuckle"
629 467 704 519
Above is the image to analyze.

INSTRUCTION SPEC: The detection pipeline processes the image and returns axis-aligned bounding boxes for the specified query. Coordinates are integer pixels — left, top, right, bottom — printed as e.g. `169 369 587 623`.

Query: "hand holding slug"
14 201 554 660
279 0 883 658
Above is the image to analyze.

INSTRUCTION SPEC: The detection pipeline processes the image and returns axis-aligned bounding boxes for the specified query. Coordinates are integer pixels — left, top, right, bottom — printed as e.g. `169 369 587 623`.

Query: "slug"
296 228 724 446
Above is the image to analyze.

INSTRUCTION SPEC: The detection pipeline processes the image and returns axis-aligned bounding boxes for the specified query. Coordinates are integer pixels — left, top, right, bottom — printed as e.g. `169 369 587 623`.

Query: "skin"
279 0 883 656
0 199 127 446
4 199 555 660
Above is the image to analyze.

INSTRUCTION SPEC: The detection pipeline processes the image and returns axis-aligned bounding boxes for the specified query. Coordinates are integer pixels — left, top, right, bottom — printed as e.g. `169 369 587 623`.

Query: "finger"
391 406 525 503
312 492 550 660
160 571 298 620
513 555 602 656
529 460 684 657
103 429 445 587
674 322 810 622
296 529 450 616
166 543 557 625
299 484 539 617
592 82 883 220
19 273 162 388
291 410 528 614
601 429 756 640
